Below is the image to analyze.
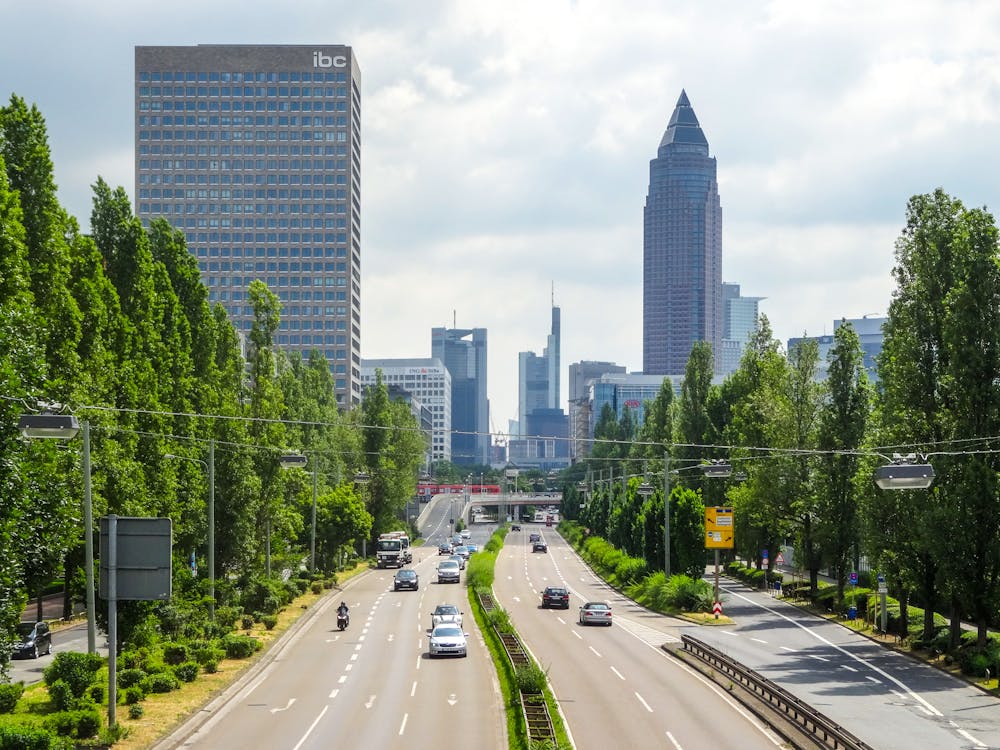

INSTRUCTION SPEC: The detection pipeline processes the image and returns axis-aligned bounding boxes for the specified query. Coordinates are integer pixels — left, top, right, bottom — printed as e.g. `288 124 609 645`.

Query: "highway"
690 575 1000 750
175 497 504 749
492 524 784 750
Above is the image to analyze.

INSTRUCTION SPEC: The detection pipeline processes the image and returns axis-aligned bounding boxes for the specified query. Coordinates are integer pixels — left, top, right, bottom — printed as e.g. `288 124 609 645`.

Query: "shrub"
129 703 145 720
193 646 226 666
241 615 254 630
141 673 179 694
43 651 103 698
203 659 219 674
613 555 647 586
123 686 145 705
0 682 24 714
162 643 189 666
311 582 323 595
215 606 241 631
485 606 514 634
465 551 497 589
240 577 289 615
117 668 146 690
261 615 278 630
47 708 101 738
47 679 74 712
88 683 105 704
323 577 336 589
221 634 261 659
173 661 200 683
0 724 58 749
118 649 146 670
514 663 548 694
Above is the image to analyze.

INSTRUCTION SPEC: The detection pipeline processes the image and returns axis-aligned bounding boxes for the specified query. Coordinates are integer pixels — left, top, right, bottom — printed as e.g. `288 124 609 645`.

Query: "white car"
431 603 464 628
429 624 468 658
460 529 471 539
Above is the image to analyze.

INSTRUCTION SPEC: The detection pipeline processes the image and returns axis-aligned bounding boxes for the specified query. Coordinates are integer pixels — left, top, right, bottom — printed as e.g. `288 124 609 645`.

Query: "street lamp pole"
664 449 671 579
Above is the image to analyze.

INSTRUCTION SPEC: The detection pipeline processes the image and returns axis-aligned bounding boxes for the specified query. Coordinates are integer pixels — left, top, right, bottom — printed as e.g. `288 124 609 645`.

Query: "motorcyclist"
337 601 349 626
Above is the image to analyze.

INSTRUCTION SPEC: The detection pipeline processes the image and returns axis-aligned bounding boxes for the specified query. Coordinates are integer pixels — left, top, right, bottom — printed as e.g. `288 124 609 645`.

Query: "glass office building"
134 45 362 407
431 327 489 466
643 90 723 376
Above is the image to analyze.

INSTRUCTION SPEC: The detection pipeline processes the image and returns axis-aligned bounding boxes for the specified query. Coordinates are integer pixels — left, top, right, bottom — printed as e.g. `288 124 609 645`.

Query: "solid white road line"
290 706 327 750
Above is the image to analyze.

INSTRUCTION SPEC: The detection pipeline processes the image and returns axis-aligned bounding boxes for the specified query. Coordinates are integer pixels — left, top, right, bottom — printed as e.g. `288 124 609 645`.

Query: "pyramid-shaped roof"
659 89 709 149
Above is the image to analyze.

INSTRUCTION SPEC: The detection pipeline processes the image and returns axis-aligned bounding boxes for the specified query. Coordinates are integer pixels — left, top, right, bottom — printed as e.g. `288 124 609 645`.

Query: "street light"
164 440 216 621
279 452 318 572
19 412 97 654
353 472 370 559
874 454 935 490
700 459 733 479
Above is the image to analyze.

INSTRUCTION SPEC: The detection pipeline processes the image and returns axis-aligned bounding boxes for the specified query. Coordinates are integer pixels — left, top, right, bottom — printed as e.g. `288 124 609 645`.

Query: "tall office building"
517 304 561 435
643 90 723 376
431 327 489 466
134 45 363 407
567 360 625 460
718 283 764 375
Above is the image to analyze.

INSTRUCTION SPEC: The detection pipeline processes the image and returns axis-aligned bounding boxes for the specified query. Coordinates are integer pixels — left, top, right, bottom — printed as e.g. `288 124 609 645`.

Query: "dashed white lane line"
809 654 829 662
780 646 796 652
635 692 654 712
328 688 339 699
750 637 768 644
957 728 987 748
398 712 409 735
840 665 858 672
338 675 347 684
410 681 417 697
572 631 582 640
589 646 602 657
666 731 683 749
290 706 327 750
866 676 881 684
610 666 626 681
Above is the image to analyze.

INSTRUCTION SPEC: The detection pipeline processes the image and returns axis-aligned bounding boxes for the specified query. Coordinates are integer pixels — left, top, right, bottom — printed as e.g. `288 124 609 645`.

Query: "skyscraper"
134 45 362 406
431 327 489 466
517 304 561 435
643 90 722 376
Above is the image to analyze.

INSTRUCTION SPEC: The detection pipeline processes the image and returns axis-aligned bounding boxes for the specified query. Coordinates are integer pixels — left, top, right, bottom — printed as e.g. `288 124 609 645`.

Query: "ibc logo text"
313 51 347 68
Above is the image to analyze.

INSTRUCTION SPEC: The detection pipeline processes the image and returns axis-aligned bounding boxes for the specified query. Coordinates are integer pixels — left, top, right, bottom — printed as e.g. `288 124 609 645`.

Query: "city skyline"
5 2 1000 431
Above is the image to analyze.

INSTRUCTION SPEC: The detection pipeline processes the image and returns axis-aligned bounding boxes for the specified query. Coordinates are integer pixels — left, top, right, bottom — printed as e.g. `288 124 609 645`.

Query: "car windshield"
433 626 462 638
546 588 567 595
585 603 609 610
15 623 35 637
439 561 458 569
396 571 415 578
435 605 458 615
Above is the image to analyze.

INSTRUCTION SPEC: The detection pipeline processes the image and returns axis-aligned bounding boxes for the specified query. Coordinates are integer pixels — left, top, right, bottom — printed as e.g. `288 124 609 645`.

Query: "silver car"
579 601 613 626
429 624 468 658
437 559 461 584
431 603 463 628
449 553 466 570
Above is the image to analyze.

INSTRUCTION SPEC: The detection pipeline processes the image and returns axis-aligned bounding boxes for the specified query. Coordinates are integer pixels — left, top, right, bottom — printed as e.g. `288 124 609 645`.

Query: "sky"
5 0 1000 435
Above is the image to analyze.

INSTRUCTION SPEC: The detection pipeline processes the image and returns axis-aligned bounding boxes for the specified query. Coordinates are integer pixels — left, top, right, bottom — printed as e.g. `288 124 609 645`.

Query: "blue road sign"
849 571 858 585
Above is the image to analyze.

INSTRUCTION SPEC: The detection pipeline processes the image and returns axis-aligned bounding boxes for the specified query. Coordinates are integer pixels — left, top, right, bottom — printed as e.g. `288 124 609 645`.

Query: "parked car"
579 601 613 626
11 621 51 659
428 624 468 658
449 554 466 570
438 542 453 555
437 560 461 584
431 603 464 628
541 586 569 609
393 568 419 591
532 540 548 553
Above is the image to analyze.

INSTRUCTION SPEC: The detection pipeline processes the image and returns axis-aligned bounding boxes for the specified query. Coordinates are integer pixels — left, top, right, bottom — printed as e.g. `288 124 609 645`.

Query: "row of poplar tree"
561 188 1000 650
0 95 425 671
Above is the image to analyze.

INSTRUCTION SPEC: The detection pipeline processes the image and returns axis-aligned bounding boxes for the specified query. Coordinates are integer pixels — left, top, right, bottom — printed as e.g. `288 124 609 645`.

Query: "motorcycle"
337 611 349 631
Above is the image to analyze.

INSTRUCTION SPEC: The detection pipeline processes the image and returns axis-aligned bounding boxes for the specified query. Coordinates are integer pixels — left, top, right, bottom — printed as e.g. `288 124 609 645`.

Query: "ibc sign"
313 51 348 69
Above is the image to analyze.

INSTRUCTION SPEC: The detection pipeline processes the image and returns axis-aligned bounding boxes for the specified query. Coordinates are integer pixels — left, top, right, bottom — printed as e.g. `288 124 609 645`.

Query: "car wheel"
46 642 52 656
31 646 38 659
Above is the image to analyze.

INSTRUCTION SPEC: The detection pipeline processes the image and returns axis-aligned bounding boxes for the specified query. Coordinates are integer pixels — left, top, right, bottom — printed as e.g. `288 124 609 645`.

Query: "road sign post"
877 573 888 633
704 507 734 605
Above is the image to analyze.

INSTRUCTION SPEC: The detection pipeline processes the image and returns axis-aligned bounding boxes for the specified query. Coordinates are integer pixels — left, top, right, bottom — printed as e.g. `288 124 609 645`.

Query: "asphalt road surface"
8 623 108 685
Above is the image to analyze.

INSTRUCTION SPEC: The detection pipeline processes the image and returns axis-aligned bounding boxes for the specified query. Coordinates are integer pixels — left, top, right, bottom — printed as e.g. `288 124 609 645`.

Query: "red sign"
712 601 723 615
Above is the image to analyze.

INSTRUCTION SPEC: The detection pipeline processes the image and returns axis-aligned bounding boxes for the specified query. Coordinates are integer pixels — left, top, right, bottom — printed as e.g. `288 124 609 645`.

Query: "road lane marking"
780 646 796 652
338 675 347 684
416 655 421 670
750 637 768 644
399 712 409 735
809 654 829 662
345 664 353 671
589 646 602 657
610 666 625 680
635 692 654 712
270 698 295 713
411 681 417 697
572 631 582 639
956 728 986 747
866 676 881 684
448 693 458 705
350 653 358 661
290 706 327 750
840 665 857 672
329 688 339 699
365 695 375 708
355 644 362 651
666 731 683 749
556 617 565 624
721 630 739 637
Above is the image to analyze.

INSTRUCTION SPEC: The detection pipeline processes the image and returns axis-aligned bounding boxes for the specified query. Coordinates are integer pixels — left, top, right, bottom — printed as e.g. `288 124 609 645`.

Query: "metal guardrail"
681 634 874 750
477 591 555 744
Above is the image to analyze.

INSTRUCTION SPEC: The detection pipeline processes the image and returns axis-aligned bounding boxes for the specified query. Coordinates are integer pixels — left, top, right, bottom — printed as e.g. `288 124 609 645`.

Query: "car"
529 532 541 543
452 545 470 560
428 624 468 658
431 603 464 628
393 569 419 591
451 535 463 546
465 543 478 554
449 554 466 570
511 524 521 531
533 540 548 553
438 542 453 555
437 560 461 583
460 529 471 539
541 586 569 609
579 601 613 626
11 621 52 659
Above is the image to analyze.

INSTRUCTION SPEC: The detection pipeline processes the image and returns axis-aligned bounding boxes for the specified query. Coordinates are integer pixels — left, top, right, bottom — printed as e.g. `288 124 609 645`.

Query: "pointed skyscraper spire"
659 89 708 151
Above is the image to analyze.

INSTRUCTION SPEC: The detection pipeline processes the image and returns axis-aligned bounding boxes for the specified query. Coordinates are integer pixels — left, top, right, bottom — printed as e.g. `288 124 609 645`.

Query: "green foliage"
261 615 278 631
203 659 219 674
0 682 24 713
192 646 226 667
173 661 200 683
162 642 189 666
465 550 496 590
0 724 60 749
128 703 145 720
141 672 179 694
86 684 104 705
626 572 714 613
514 662 548 694
311 581 323 595
485 606 514 634
123 686 145 705
46 681 73 712
221 634 261 659
42 652 102 698
116 669 145 690
240 577 290 615
47 709 100 739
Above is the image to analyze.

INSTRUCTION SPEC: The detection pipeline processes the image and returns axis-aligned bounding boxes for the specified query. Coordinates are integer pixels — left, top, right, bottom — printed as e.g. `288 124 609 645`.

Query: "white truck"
376 532 412 568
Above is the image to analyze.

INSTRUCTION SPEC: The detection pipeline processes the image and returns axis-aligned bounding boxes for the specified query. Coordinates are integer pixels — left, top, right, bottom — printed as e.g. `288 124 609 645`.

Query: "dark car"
511 524 521 532
12 621 52 659
533 540 548 553
529 532 541 543
393 568 419 591
438 542 453 555
541 586 569 609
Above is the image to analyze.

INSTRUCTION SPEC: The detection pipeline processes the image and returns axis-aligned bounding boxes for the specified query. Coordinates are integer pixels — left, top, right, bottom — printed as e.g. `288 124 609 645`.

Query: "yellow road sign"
705 506 734 549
